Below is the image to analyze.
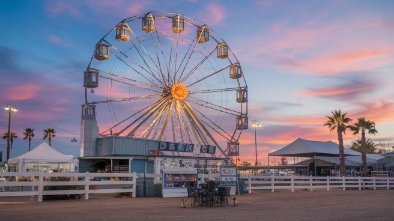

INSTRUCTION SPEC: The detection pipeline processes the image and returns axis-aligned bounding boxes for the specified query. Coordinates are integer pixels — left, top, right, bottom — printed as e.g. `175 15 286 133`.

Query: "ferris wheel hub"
171 83 188 100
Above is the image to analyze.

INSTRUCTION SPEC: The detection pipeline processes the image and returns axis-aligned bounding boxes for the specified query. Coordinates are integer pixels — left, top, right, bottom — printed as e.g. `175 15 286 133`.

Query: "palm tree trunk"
49 137 52 146
28 137 31 151
337 126 345 177
361 129 367 176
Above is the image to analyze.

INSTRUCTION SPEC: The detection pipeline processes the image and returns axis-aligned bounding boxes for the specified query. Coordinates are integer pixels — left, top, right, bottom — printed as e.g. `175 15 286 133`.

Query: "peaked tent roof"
268 138 361 157
8 142 73 163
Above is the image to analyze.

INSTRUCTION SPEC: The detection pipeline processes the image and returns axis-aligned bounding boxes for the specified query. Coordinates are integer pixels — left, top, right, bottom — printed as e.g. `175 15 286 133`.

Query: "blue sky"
1 0 394 164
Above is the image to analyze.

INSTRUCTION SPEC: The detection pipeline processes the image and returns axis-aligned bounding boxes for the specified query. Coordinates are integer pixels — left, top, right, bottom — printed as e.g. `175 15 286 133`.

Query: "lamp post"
5 104 17 161
251 120 261 166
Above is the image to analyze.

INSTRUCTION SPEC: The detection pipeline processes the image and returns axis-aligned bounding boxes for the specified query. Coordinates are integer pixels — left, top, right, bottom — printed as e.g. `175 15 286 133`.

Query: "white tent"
8 142 74 172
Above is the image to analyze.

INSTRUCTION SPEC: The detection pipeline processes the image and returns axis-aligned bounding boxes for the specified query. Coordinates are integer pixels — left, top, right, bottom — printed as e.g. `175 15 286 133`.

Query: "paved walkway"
1 189 393 221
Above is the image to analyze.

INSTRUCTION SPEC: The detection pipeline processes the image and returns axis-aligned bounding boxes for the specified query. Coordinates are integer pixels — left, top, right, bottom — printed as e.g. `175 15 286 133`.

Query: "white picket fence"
241 175 394 193
0 172 137 202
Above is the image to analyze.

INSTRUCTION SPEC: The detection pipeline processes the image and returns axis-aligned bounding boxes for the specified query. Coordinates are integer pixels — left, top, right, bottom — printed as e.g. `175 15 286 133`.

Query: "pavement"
1 189 393 221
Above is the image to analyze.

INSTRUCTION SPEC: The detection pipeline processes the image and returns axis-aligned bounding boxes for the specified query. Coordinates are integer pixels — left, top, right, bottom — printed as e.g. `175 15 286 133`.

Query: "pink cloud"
354 102 394 124
203 3 226 26
237 16 394 76
125 3 144 15
297 81 375 99
280 49 393 75
5 83 41 100
49 98 71 113
45 1 82 18
48 35 72 48
255 0 277 11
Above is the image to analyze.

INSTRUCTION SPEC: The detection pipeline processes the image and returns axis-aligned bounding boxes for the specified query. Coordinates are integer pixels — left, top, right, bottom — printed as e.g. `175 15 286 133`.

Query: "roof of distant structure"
268 138 361 158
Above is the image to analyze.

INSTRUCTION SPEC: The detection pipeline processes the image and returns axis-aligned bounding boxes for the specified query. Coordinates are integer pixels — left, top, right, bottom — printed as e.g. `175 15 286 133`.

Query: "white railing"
241 175 394 193
0 172 138 202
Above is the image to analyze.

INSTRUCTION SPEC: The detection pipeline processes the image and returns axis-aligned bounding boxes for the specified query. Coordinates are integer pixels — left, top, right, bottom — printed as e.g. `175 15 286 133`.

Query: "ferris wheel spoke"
128 29 168 87
189 95 241 115
182 100 227 157
130 98 171 138
181 103 205 145
187 64 231 87
176 38 199 84
174 101 184 143
125 97 171 137
157 100 175 140
115 97 168 136
87 94 159 105
189 87 240 94
102 40 163 87
192 106 233 139
175 36 198 83
176 102 193 144
172 33 181 85
93 67 161 90
202 118 232 142
168 31 176 85
140 100 169 139
179 47 216 83
104 52 161 89
100 102 155 136
99 75 161 94
152 29 171 86
150 32 167 86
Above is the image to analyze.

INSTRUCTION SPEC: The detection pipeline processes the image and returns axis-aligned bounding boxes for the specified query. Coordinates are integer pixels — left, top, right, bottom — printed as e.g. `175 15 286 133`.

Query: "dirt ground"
1 189 393 221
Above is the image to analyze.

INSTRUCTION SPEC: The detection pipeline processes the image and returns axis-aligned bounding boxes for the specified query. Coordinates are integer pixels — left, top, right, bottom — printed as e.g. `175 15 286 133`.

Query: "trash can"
236 179 246 195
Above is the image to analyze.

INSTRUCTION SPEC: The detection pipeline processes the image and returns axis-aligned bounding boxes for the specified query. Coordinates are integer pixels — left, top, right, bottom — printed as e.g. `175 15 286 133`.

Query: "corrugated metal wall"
96 137 159 156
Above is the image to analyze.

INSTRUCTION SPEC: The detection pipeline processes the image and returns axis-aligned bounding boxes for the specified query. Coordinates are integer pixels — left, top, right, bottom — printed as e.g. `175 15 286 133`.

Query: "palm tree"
348 138 377 154
349 117 378 176
23 128 35 151
324 109 352 177
43 128 56 146
2 132 18 149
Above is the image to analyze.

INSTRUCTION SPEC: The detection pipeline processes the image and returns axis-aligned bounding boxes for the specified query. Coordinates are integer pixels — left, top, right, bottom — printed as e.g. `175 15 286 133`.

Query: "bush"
43 177 82 201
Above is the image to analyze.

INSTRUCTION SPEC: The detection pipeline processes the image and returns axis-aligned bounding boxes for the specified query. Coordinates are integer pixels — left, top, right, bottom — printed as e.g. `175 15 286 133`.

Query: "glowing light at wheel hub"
171 83 188 100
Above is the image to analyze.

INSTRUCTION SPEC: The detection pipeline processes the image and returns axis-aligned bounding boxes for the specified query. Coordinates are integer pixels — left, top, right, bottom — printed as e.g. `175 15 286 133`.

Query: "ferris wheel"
83 12 248 158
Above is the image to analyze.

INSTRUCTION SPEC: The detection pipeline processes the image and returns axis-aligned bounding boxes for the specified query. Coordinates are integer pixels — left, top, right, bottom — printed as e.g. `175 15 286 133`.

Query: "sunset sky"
1 0 393 163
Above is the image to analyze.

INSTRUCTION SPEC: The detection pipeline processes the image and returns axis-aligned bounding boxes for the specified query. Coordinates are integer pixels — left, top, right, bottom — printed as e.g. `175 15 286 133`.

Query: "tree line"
3 128 56 158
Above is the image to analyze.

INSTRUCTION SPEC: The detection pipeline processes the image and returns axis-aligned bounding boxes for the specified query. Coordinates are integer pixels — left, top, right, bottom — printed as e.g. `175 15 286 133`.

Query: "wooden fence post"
271 174 274 193
85 172 90 200
38 173 43 202
342 176 345 190
309 176 313 192
327 176 329 191
248 174 252 194
387 177 390 190
132 172 137 198
291 176 294 192
358 177 361 190
373 177 376 190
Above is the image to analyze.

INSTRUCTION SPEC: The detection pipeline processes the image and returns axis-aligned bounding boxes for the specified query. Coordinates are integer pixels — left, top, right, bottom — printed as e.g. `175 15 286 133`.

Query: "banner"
158 142 194 152
200 145 216 154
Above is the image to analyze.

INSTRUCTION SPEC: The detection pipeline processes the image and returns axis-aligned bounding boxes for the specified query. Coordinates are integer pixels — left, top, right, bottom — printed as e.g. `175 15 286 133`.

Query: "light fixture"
5 104 18 161
251 120 261 166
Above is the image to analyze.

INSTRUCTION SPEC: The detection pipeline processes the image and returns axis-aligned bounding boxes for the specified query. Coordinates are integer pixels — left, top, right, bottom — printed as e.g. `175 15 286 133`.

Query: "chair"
218 187 231 206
